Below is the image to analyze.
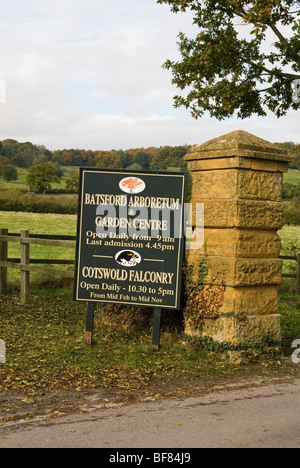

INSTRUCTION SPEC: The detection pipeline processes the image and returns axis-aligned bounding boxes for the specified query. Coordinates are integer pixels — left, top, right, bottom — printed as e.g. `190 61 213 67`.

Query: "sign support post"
152 308 162 350
85 302 95 345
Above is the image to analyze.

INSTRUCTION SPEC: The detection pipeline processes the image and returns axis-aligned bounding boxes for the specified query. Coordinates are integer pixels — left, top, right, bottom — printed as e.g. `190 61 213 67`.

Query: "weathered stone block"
237 171 282 201
236 230 281 257
191 169 282 201
187 157 289 173
190 199 284 230
219 286 279 316
251 159 288 173
189 314 282 346
186 255 283 287
190 200 236 228
237 200 285 230
186 228 281 257
209 257 283 286
235 314 282 345
187 157 252 172
192 170 238 199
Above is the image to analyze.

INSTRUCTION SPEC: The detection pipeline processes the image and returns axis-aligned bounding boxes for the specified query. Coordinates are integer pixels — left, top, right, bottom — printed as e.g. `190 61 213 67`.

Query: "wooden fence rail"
281 254 300 295
0 229 76 304
0 229 299 303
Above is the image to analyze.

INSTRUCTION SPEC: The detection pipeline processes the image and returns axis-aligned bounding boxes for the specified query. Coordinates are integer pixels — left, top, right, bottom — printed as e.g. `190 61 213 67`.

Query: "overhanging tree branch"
267 22 300 69
157 0 300 119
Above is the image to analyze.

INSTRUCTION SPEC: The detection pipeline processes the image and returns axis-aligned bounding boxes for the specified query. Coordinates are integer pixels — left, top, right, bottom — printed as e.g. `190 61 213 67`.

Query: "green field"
0 211 77 236
0 210 299 290
0 211 77 284
278 225 300 252
283 169 300 186
0 166 79 191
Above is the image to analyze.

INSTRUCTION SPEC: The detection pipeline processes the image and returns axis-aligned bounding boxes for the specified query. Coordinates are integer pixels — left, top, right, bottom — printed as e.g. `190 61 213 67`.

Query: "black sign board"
74 168 187 310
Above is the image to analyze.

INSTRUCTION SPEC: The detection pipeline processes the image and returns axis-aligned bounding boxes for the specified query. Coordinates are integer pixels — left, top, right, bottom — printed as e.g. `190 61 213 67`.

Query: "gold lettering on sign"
81 267 174 284
84 192 180 209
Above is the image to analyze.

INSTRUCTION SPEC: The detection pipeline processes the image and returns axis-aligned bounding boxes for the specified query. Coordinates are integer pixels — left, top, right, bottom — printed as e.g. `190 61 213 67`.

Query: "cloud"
15 52 55 85
0 0 298 150
0 80 6 104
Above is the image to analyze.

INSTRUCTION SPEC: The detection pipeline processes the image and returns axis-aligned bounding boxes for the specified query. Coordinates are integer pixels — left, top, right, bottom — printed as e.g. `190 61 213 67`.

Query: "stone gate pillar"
184 130 292 356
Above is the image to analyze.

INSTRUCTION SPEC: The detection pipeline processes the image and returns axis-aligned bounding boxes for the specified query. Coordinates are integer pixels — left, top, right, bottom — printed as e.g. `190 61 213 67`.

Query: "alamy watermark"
292 80 300 104
0 340 6 364
291 339 300 364
95 202 205 250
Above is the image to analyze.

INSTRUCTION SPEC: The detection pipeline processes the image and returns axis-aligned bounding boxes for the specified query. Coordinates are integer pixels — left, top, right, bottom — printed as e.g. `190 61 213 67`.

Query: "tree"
0 155 9 170
1 165 18 182
135 152 151 170
157 0 300 119
61 150 73 165
52 150 64 165
295 153 300 170
1 139 18 159
285 195 300 224
37 145 53 162
150 145 189 170
94 151 114 168
11 142 40 168
120 152 134 168
65 171 79 192
26 162 61 193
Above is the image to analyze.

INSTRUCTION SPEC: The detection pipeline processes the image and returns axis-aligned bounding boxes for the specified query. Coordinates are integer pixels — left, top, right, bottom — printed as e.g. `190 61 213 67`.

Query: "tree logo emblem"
119 176 145 194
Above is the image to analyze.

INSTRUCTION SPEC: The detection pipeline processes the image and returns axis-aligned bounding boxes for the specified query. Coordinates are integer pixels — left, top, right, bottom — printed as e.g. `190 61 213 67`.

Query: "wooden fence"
0 229 76 304
281 254 300 295
0 229 299 303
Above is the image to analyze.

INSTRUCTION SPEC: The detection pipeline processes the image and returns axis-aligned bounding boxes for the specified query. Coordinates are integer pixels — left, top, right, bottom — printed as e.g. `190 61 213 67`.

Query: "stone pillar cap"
185 130 292 163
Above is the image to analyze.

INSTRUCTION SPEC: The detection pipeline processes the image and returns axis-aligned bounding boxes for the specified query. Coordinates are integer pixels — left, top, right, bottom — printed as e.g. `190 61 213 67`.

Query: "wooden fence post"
0 228 8 295
20 230 30 304
297 254 300 296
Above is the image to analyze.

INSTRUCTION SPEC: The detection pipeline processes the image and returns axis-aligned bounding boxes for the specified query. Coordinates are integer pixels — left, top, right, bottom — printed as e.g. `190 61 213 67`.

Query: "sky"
0 0 298 151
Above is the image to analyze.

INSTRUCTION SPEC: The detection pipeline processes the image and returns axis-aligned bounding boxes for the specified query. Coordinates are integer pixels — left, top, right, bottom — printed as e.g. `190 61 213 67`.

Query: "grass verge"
0 286 228 394
0 285 300 395
0 285 300 424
